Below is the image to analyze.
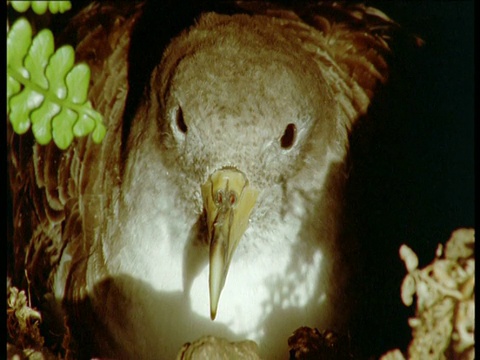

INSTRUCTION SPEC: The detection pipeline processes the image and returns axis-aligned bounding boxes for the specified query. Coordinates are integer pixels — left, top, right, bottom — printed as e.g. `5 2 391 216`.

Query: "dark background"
346 1 475 357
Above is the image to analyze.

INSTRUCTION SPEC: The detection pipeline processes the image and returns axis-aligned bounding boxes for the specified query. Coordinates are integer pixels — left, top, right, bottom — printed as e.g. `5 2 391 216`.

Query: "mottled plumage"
8 1 397 358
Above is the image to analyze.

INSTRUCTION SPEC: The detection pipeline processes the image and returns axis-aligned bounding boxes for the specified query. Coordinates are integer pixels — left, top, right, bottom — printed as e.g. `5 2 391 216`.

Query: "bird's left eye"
280 123 297 149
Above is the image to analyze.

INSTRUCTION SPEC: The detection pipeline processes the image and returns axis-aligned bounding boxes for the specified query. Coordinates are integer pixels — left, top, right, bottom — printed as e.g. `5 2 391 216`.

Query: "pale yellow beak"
201 168 258 320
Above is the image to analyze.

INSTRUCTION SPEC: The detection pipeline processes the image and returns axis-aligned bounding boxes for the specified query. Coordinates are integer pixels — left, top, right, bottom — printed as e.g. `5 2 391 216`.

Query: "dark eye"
175 106 188 134
280 123 296 149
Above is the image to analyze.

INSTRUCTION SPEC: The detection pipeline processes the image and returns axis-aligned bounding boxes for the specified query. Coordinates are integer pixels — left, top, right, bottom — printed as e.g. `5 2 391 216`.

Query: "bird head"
149 14 338 319
147 14 339 320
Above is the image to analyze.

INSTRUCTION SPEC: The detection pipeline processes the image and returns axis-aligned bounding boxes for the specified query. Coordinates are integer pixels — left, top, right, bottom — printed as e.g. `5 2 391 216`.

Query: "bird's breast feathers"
87 170 332 357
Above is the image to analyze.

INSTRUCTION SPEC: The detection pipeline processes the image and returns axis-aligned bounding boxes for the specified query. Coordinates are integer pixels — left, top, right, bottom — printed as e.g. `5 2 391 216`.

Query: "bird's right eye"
175 106 188 134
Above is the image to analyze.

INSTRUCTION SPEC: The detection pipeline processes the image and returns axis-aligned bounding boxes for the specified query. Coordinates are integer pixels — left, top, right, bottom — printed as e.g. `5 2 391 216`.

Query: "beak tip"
210 292 219 320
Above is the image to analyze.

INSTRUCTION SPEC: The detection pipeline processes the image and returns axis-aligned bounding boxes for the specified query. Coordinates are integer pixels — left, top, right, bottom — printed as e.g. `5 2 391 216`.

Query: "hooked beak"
201 168 258 320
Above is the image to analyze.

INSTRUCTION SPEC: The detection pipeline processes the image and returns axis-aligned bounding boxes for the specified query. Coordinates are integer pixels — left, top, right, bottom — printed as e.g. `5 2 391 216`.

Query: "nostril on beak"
215 190 238 208
216 190 223 205
228 192 237 206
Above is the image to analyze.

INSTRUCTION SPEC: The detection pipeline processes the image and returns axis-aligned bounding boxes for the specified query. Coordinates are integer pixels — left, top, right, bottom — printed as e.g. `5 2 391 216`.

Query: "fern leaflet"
7 18 106 149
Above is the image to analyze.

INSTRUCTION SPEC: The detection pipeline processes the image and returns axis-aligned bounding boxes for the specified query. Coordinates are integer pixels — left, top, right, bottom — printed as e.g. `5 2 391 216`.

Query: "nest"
381 228 474 360
7 228 474 359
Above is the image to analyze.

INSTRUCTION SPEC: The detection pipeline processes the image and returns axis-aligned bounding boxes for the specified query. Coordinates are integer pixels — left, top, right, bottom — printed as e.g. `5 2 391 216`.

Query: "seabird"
8 1 397 358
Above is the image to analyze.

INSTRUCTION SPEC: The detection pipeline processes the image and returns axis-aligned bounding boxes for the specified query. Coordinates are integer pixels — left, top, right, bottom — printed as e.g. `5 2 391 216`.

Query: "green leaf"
45 45 75 100
9 88 44 134
47 1 59 14
31 1 48 15
65 63 90 104
73 114 96 137
52 108 76 150
10 1 31 13
56 1 72 13
73 101 97 137
24 29 54 90
7 17 106 149
92 122 107 144
7 77 21 114
7 18 32 76
9 1 72 14
31 100 60 144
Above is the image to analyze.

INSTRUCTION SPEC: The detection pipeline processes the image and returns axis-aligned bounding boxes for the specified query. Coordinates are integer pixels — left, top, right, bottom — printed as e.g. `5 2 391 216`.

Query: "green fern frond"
7 18 106 149
9 1 72 15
